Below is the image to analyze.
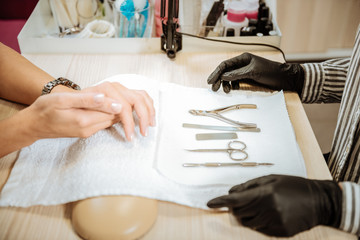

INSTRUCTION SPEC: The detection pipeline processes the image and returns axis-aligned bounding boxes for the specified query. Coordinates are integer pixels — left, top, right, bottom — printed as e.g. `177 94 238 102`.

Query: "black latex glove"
207 174 342 237
207 52 304 94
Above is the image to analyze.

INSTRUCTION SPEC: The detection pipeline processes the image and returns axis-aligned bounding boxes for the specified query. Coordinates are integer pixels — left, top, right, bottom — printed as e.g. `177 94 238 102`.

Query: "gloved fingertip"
223 82 231 93
212 81 221 92
207 76 215 84
207 199 226 208
207 69 220 84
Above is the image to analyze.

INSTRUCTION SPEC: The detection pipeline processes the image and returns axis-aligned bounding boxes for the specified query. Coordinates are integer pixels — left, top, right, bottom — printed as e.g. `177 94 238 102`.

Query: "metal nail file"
183 123 261 132
195 132 237 140
182 162 274 167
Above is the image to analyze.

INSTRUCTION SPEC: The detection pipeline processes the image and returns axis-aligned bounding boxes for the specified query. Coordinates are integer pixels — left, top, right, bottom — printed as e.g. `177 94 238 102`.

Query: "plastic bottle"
223 1 249 37
243 0 259 20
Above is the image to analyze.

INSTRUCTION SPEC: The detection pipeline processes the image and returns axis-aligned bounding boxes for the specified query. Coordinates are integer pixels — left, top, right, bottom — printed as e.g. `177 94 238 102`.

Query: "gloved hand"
207 174 342 237
207 52 304 94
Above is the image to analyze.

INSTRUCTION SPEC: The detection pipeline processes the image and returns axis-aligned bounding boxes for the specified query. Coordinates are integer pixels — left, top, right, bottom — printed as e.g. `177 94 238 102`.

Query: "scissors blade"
182 162 274 167
185 149 227 152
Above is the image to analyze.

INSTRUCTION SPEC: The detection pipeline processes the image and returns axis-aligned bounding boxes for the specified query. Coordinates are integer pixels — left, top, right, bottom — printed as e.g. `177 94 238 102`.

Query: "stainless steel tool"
195 132 238 140
183 123 261 132
188 104 257 128
186 140 248 161
182 162 274 167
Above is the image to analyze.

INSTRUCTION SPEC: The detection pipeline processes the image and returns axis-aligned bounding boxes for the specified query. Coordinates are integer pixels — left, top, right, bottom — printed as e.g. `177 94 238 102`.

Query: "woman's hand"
0 91 125 157
81 82 156 141
22 91 123 139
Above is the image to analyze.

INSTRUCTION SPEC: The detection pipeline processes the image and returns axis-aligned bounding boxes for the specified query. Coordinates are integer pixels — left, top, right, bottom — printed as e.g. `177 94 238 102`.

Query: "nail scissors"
188 104 257 128
185 140 248 161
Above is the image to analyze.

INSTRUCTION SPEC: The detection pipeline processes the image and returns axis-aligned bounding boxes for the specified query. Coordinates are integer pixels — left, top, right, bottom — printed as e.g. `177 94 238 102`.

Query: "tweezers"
188 104 257 128
182 162 274 167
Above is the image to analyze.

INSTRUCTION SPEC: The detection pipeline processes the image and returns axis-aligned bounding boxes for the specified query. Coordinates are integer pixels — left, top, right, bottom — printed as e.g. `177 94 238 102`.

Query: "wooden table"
0 51 355 240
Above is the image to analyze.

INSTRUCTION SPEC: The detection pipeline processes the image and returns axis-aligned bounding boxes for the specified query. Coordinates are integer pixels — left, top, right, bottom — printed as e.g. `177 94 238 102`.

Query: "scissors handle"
188 110 257 128
209 104 257 114
228 140 246 150
228 149 248 161
227 140 248 161
206 112 257 128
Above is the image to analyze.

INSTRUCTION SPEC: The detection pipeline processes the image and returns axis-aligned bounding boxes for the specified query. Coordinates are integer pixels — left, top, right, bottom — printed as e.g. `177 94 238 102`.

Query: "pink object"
246 11 258 20
0 0 38 53
243 0 259 19
227 2 247 23
155 0 165 37
0 20 26 53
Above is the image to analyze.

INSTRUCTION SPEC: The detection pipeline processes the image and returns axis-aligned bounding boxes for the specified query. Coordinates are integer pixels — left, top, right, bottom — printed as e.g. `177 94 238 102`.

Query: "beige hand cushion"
71 195 158 240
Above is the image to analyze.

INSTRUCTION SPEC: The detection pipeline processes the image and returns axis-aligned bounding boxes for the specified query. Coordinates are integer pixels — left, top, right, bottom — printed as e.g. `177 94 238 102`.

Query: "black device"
204 0 224 37
160 0 182 59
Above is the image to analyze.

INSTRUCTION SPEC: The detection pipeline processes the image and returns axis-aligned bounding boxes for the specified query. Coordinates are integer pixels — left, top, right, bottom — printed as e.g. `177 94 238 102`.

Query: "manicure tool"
185 140 248 161
196 132 237 140
183 162 274 167
188 104 257 128
183 123 261 132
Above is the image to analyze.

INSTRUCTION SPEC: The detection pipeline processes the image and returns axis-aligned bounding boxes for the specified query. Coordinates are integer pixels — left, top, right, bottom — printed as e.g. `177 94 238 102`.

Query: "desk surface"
0 51 355 240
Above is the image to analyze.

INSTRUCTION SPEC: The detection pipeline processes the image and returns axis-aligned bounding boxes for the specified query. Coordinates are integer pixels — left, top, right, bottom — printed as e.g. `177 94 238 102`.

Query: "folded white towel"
0 74 306 209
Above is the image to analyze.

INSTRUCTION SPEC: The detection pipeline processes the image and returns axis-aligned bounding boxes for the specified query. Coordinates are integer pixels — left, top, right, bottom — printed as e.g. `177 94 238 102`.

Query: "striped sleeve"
300 58 350 103
338 182 360 235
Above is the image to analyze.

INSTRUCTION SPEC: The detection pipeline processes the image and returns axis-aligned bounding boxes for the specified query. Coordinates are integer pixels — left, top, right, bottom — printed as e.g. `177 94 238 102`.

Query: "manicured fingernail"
94 93 105 103
150 116 156 126
111 103 122 113
129 133 134 142
144 127 148 137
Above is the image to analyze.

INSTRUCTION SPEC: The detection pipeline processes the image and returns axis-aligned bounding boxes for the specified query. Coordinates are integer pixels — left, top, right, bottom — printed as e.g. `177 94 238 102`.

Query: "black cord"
178 32 287 62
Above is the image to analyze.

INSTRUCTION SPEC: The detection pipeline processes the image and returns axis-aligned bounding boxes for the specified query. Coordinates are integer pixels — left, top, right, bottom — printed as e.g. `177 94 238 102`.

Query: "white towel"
0 74 306 209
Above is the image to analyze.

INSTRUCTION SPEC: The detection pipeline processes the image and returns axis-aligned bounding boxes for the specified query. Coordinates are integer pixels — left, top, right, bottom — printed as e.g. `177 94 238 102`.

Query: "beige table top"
0 51 355 240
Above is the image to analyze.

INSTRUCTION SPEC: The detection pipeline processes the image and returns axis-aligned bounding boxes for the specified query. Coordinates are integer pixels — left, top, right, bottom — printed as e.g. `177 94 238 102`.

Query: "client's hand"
207 174 342 237
22 91 123 139
81 82 156 141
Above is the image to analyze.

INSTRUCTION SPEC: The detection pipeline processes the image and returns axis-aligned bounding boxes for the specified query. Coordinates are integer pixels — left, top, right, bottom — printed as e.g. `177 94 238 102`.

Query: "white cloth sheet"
0 74 306 209
155 83 307 185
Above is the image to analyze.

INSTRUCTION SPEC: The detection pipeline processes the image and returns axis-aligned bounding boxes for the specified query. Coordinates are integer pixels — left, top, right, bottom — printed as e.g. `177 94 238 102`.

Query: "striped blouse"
301 25 360 235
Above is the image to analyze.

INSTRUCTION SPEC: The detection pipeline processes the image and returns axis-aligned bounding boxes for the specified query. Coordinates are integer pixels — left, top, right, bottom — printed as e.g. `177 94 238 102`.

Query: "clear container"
113 1 151 38
223 1 249 37
49 0 100 35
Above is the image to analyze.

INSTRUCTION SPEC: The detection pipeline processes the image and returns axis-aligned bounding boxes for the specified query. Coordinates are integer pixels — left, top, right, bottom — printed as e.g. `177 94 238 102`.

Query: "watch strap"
41 77 81 95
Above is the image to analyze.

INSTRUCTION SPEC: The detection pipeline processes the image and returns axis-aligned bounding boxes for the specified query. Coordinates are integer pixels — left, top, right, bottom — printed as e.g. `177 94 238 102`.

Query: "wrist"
16 107 40 143
318 180 342 228
279 63 304 96
51 84 79 93
0 109 39 157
